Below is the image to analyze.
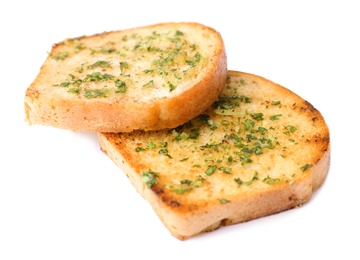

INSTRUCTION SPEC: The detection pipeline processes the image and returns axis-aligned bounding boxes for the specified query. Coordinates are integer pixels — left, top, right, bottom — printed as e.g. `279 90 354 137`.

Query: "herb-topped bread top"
98 70 330 240
51 27 210 100
25 22 227 132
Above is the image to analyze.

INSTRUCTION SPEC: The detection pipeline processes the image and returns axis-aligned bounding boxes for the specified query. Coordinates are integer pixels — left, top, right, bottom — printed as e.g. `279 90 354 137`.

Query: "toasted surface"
98 71 330 240
24 22 227 132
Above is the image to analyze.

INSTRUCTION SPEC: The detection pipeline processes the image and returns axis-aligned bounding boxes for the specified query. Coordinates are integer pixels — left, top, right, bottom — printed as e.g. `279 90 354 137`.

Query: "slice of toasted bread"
98 70 330 240
24 22 227 132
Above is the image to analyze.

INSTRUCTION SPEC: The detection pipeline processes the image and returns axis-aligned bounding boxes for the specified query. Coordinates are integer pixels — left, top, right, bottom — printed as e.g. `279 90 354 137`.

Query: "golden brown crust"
98 71 331 239
24 22 227 132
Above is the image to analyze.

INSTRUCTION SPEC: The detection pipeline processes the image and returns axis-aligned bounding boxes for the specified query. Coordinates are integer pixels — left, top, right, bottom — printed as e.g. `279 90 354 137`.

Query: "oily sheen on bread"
24 22 227 132
98 70 330 240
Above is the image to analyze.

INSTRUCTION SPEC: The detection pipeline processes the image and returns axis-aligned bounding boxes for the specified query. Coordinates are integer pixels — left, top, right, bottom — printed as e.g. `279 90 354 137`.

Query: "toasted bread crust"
24 22 227 132
98 71 330 239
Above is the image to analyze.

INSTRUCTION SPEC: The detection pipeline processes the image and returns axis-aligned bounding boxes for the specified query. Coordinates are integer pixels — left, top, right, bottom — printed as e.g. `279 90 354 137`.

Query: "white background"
1 0 359 259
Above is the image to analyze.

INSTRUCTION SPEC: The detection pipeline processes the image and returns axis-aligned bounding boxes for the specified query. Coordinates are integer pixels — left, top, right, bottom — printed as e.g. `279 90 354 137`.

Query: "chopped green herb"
52 52 69 61
300 164 313 172
214 96 240 110
287 125 297 133
142 170 158 188
159 142 168 148
189 43 196 51
272 100 281 106
257 126 267 133
244 119 254 130
143 69 153 74
250 113 264 121
146 142 156 149
143 80 154 88
201 143 219 150
197 114 211 125
219 166 232 174
180 179 192 185
263 175 280 184
84 88 110 99
119 61 129 74
194 52 201 62
59 82 70 87
234 172 259 186
159 149 172 158
220 199 230 204
84 72 114 82
167 81 176 91
172 130 190 141
87 60 111 69
74 44 85 53
169 184 192 194
186 60 196 67
270 114 282 121
67 87 81 94
234 178 243 185
169 175 205 194
205 165 217 176
115 79 126 93
135 147 146 152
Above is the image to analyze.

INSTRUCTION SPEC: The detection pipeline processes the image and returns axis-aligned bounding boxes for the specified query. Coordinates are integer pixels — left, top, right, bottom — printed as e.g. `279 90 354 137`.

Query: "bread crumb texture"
99 71 330 240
